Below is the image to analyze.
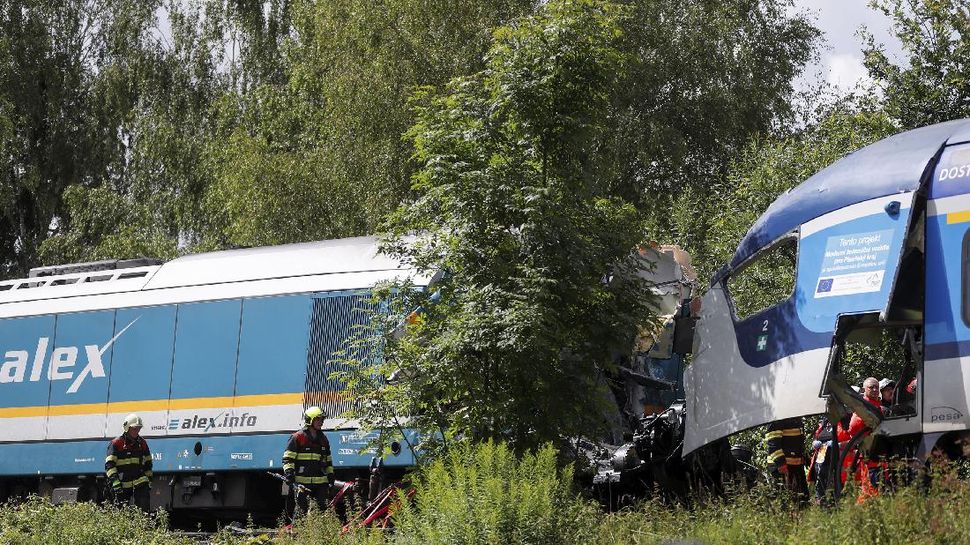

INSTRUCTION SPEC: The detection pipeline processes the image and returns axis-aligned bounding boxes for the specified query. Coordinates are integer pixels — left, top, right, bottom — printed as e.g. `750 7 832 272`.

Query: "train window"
963 229 970 327
726 236 797 319
117 271 148 279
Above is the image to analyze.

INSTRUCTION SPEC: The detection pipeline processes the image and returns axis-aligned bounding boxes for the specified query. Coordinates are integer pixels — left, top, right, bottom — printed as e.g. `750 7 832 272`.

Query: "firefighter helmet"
123 413 143 432
304 406 324 425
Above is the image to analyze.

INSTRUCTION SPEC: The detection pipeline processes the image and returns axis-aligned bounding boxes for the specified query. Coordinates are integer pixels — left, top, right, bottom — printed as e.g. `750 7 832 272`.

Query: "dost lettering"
939 163 970 181
0 319 138 394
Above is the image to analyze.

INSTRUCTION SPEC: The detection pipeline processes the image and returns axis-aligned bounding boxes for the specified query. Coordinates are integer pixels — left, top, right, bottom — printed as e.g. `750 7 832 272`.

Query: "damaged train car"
684 117 970 475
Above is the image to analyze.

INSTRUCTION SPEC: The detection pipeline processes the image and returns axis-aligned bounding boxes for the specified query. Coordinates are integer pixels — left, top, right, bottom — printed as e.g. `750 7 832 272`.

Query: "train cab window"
726 236 797 319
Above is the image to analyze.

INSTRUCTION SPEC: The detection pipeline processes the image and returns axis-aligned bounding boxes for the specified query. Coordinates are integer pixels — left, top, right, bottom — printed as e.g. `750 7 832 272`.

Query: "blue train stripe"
0 431 418 476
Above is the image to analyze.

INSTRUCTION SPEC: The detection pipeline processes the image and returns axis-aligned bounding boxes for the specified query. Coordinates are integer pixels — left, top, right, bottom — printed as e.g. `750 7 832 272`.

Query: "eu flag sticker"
816 278 833 293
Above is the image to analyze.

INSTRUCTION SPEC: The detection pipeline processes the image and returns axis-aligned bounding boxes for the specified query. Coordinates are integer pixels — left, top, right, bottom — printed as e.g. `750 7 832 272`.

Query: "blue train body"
684 118 970 460
0 236 423 512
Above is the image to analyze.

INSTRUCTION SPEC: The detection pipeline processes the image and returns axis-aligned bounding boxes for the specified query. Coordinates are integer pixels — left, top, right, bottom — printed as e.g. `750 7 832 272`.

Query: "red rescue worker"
283 406 335 517
105 413 153 511
837 377 882 501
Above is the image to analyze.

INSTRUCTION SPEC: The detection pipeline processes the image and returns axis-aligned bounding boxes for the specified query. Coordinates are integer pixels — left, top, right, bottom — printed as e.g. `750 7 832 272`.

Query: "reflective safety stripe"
283 463 295 471
142 455 152 464
106 468 118 478
781 429 803 437
145 471 153 478
767 449 785 464
121 476 150 488
295 475 329 485
327 466 334 475
283 450 298 459
785 457 804 465
115 457 141 466
105 455 117 463
764 431 783 441
295 452 322 461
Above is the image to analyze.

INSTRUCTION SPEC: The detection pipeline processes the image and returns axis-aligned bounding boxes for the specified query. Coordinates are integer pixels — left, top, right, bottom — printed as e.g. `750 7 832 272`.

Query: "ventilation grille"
305 293 379 419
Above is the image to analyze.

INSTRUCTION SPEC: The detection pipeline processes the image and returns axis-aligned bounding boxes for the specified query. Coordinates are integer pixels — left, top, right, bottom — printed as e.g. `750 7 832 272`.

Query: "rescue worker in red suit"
837 377 882 500
283 406 334 517
765 417 808 506
105 413 153 511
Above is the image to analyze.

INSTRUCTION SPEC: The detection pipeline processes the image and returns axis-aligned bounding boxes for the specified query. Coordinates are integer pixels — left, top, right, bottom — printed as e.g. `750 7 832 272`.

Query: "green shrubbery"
391 441 598 545
0 496 191 545
8 446 970 545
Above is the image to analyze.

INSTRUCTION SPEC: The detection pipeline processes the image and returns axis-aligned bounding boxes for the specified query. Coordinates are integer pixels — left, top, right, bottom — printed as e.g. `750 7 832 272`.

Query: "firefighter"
283 406 334 517
765 417 808 506
105 413 153 512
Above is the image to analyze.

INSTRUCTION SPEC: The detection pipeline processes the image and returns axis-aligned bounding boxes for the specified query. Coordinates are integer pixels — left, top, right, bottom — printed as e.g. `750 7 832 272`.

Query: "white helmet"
123 413 143 432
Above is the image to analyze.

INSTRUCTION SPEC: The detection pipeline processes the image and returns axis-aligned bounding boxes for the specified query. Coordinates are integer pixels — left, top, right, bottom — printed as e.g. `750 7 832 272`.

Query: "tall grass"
8 449 970 545
598 472 970 545
0 496 191 545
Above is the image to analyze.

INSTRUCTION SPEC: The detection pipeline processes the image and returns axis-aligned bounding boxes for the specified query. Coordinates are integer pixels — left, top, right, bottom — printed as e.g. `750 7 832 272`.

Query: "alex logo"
0 318 138 394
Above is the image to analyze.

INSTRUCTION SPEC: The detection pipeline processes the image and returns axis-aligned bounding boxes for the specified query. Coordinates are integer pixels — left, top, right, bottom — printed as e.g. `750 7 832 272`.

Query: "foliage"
676 95 898 285
610 0 821 219
14 0 820 276
36 0 228 264
200 0 534 249
356 0 658 450
0 496 190 545
0 0 175 275
596 470 970 545
392 441 599 545
863 0 970 129
14 459 970 544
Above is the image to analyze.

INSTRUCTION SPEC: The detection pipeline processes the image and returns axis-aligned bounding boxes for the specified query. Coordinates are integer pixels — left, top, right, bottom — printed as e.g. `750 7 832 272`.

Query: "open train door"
683 120 970 455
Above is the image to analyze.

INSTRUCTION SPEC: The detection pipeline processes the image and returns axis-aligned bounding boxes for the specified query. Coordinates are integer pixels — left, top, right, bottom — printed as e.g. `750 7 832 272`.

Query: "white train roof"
145 236 404 289
0 236 421 318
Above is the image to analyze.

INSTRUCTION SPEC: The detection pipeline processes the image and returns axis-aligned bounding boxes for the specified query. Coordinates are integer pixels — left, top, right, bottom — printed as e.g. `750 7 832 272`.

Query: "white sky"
791 0 904 91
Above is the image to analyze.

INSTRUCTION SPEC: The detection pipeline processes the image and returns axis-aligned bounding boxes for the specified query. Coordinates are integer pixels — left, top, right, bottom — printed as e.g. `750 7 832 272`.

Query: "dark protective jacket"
283 428 334 486
105 434 152 488
765 417 805 471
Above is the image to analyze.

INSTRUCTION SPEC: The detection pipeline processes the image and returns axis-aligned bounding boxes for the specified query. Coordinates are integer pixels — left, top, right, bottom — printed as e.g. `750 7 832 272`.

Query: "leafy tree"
202 0 534 248
337 0 655 451
863 0 970 129
612 0 820 232
32 0 230 265
0 0 131 275
683 95 898 288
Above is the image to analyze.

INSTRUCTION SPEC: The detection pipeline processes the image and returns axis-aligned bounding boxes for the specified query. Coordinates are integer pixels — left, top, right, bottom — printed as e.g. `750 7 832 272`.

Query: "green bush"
0 496 191 545
597 475 970 545
390 441 599 545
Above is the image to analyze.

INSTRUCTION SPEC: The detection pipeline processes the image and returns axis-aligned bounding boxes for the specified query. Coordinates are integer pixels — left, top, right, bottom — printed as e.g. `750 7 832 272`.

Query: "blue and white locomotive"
0 236 422 515
685 118 970 465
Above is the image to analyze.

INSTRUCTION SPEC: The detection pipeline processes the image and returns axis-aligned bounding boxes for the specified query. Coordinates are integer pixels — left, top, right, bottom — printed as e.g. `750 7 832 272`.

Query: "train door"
923 142 970 436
